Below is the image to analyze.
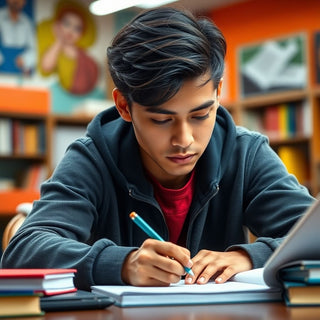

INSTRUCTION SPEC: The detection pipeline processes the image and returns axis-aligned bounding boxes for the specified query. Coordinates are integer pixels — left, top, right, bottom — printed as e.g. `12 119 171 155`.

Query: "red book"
264 105 280 140
0 269 77 296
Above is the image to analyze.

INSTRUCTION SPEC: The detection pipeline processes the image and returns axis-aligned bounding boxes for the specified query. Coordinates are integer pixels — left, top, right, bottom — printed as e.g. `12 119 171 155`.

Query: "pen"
129 211 194 277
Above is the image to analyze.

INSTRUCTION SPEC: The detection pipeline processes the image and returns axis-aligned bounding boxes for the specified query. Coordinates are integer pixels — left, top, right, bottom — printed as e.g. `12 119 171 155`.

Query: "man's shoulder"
235 126 268 142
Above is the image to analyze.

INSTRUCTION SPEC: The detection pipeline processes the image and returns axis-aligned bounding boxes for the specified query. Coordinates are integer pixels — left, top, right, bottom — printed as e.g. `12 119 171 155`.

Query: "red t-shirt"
149 171 195 244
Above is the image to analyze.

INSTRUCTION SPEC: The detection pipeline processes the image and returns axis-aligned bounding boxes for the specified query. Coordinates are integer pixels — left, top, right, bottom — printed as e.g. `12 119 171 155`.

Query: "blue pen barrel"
130 212 164 241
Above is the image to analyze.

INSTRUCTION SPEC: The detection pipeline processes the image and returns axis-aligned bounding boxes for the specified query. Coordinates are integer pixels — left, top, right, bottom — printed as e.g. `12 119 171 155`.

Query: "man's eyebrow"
145 100 215 115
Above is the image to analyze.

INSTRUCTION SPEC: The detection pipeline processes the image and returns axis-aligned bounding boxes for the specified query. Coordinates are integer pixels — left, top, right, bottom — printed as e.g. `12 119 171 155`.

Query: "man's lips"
167 154 196 164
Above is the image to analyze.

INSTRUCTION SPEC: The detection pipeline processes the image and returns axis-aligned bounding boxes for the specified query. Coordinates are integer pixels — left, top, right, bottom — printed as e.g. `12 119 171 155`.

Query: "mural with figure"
37 0 98 95
0 0 36 75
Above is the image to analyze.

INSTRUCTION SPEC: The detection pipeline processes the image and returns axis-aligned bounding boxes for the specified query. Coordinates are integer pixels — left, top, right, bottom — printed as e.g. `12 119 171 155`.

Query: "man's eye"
193 113 210 120
151 118 171 124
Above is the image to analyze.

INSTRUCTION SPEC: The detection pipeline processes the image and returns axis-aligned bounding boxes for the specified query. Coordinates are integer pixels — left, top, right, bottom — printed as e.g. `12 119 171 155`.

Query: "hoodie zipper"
128 187 168 237
128 188 160 210
186 183 220 249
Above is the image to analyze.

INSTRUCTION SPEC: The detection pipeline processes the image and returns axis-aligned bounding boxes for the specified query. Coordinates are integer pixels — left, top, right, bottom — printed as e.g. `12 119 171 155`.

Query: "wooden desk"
42 303 320 320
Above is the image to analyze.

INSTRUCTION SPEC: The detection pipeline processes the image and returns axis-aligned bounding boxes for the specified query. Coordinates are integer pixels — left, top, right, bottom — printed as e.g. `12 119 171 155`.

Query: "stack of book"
0 268 77 318
279 260 320 306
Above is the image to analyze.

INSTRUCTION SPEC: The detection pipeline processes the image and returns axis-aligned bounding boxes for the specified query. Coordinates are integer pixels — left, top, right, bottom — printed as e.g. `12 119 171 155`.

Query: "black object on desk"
40 290 114 312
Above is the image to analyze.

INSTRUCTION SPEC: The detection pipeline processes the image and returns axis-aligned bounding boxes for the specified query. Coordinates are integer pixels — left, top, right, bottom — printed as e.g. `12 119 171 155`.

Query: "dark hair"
107 7 226 107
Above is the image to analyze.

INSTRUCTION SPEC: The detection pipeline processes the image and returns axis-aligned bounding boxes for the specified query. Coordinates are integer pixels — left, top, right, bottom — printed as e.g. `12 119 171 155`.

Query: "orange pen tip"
129 212 137 219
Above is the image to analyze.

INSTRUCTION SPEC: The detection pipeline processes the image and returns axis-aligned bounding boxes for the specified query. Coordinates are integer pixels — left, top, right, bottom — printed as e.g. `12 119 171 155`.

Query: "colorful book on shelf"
302 100 312 137
23 123 39 155
0 292 44 318
263 105 280 139
294 100 311 138
11 119 20 154
278 103 289 139
0 118 12 155
0 269 77 296
277 145 308 185
287 102 297 137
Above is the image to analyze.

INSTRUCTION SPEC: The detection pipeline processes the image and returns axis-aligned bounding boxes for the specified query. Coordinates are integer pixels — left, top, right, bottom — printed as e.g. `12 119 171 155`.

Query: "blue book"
279 260 320 284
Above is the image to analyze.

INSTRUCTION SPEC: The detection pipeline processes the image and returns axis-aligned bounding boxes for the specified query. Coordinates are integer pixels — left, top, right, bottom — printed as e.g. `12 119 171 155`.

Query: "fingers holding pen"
122 239 193 286
153 239 193 272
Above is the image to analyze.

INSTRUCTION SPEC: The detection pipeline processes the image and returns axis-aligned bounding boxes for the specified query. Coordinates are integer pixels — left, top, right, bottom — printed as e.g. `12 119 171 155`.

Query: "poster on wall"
0 0 36 75
0 0 113 115
38 0 98 96
37 0 107 114
238 33 307 98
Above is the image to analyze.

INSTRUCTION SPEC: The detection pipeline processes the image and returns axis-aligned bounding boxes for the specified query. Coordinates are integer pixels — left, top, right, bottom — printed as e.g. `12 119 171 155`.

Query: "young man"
1 8 314 290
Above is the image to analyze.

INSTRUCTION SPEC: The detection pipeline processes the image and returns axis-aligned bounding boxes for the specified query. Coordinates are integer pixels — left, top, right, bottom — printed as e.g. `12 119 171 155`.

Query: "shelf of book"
236 85 317 195
0 111 49 216
0 115 47 156
269 136 310 146
0 111 93 217
51 114 94 127
240 89 308 109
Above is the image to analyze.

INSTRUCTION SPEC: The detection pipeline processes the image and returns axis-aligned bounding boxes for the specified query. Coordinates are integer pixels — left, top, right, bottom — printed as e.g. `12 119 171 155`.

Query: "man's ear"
113 88 132 122
217 78 223 100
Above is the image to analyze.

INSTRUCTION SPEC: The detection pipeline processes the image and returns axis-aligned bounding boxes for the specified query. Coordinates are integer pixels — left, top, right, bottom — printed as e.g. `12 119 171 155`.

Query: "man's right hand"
121 239 193 286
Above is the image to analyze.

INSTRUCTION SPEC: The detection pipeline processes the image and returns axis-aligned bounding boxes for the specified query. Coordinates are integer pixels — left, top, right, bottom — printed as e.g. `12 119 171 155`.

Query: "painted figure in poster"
0 0 36 75
38 0 98 95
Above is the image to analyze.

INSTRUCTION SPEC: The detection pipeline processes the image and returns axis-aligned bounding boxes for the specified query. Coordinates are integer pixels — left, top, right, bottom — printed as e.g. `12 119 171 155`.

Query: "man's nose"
171 121 194 149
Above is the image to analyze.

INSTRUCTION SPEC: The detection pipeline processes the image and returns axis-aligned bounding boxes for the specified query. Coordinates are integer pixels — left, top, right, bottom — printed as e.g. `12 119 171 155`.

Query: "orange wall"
209 0 320 101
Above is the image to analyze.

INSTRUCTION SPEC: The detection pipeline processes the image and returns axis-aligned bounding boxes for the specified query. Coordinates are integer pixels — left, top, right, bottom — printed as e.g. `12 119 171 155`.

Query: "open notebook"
92 268 281 307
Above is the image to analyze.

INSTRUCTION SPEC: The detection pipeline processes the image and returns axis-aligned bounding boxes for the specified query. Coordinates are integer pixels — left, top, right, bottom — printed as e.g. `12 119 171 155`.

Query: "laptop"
263 199 320 287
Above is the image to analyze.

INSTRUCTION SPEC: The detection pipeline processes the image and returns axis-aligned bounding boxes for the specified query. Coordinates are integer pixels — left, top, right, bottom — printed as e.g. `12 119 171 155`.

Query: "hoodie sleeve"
0 137 136 290
226 131 315 268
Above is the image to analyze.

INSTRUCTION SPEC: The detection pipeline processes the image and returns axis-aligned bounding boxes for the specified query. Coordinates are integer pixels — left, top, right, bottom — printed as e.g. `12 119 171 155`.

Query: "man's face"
116 74 221 189
57 12 84 45
6 0 25 13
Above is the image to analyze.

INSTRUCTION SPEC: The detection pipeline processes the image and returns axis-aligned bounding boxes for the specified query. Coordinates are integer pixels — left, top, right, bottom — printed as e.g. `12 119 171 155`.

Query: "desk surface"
42 302 320 320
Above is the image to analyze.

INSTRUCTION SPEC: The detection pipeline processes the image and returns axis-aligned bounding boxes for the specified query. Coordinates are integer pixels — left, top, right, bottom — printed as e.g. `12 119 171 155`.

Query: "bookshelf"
0 87 49 216
224 86 320 197
0 111 49 215
0 109 92 216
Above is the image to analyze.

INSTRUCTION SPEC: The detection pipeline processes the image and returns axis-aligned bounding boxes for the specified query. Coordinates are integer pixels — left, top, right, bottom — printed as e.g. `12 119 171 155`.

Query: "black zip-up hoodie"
1 106 314 290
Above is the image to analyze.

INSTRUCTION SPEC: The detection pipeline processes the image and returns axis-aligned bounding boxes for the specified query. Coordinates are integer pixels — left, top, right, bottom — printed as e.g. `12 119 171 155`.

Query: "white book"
0 118 12 155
